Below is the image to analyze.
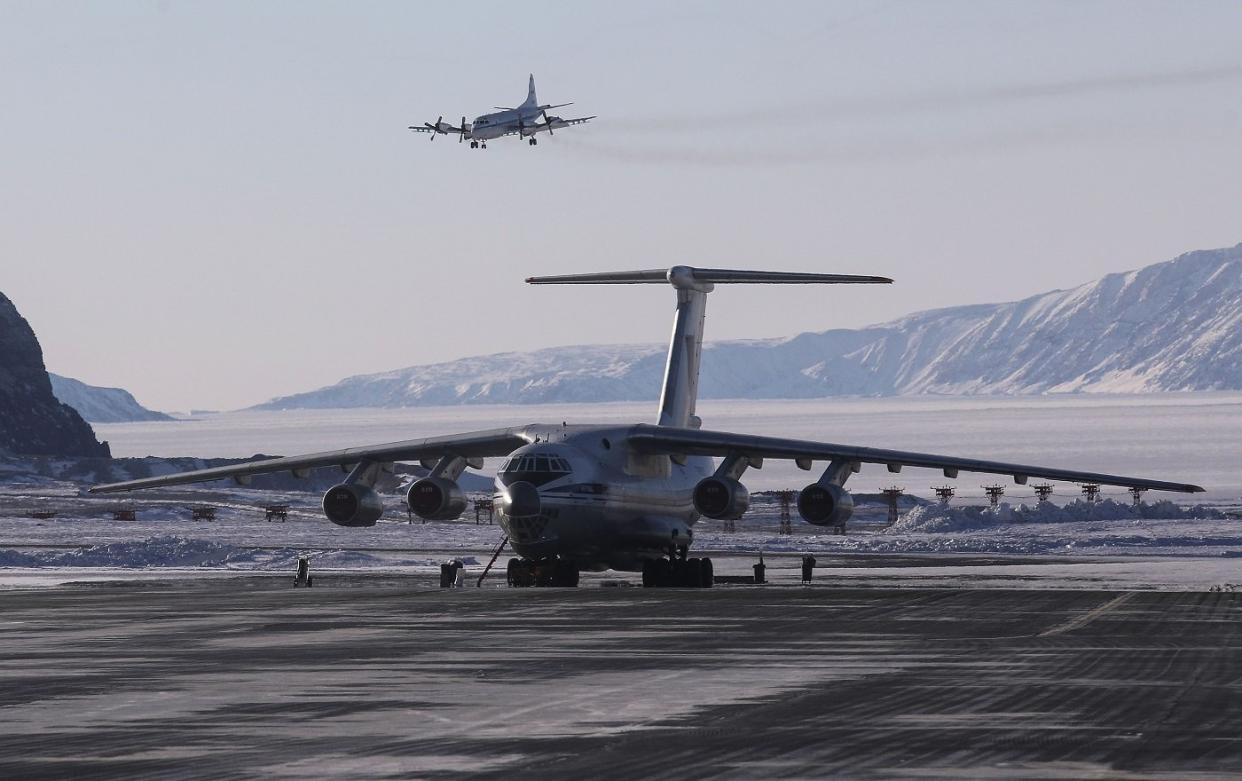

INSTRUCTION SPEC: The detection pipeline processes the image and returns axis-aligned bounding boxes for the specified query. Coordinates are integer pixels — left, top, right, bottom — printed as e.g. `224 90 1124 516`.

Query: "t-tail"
526 267 893 428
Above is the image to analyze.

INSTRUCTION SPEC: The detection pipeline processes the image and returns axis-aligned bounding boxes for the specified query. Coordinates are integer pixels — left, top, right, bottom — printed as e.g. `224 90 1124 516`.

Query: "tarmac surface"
3 565 1242 780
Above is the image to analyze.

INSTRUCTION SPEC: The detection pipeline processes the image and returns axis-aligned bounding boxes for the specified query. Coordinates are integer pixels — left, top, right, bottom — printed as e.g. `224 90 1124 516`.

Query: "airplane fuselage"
493 425 713 571
469 106 545 140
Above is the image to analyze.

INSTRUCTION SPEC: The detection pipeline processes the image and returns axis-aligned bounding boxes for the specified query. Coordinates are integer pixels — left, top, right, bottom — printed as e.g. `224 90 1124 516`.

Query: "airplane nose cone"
501 481 541 518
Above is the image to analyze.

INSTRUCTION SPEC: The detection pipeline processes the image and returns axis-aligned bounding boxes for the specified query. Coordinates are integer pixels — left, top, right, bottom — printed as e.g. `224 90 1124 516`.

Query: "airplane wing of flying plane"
92 265 1203 587
407 75 592 148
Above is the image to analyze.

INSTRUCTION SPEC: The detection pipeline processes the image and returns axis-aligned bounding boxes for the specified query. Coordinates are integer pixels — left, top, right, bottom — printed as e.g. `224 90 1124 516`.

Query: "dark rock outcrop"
0 293 110 457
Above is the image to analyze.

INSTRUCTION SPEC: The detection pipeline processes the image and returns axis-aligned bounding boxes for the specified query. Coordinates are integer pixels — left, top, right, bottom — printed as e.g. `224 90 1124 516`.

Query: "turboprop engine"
693 477 750 520
322 483 384 527
406 476 467 521
797 483 854 527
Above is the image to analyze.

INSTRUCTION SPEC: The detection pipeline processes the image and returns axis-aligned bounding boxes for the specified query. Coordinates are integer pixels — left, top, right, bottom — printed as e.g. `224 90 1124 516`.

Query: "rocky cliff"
0 293 111 457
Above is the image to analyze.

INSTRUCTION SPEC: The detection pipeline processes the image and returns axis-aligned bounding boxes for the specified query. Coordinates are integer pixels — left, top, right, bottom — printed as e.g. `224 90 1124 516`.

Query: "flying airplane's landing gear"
470 140 478 149
642 551 714 588
528 138 538 146
507 557 579 587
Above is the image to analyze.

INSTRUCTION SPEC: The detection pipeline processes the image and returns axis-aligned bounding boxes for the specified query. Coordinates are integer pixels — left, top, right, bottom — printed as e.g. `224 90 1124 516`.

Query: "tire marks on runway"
1039 592 1137 637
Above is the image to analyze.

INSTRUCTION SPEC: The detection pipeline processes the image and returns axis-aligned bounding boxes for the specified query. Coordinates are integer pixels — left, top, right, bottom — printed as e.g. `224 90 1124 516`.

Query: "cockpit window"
499 452 572 487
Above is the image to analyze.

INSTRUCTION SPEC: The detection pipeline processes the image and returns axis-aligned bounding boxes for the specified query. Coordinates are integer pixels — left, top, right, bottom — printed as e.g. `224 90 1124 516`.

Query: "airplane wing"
551 115 594 128
495 115 595 139
89 427 531 493
408 117 471 138
628 425 1204 493
408 126 470 136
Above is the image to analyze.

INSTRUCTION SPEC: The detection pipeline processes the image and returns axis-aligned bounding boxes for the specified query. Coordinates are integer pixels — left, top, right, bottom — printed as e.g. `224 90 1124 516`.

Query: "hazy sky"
3 0 1241 411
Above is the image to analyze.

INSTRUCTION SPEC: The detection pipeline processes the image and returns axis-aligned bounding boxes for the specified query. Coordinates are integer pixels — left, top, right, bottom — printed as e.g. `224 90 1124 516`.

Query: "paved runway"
3 572 1242 780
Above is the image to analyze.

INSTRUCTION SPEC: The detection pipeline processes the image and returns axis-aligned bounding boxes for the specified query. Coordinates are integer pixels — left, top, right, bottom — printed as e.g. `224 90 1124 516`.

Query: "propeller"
424 115 444 141
459 115 466 143
541 109 554 137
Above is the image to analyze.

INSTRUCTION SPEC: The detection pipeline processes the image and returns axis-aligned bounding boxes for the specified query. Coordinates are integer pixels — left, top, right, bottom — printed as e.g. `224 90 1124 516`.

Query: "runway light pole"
983 485 1006 508
1034 484 1055 504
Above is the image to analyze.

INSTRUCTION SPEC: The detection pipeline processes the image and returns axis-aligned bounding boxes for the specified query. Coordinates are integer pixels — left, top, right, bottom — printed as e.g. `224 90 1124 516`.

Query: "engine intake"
797 483 854 527
322 483 384 527
693 477 750 520
406 476 467 521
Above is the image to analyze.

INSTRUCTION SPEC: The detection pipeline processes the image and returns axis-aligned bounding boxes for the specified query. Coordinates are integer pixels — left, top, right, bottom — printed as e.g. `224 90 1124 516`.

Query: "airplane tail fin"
527 266 892 428
521 74 538 108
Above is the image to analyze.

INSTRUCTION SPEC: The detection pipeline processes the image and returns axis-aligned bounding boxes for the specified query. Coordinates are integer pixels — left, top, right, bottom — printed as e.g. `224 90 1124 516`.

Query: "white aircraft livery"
93 267 1205 587
409 74 593 148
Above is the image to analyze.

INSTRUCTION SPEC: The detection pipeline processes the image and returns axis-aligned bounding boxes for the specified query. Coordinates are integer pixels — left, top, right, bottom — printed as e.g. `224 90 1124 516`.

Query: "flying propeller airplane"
409 74 594 148
92 267 1204 588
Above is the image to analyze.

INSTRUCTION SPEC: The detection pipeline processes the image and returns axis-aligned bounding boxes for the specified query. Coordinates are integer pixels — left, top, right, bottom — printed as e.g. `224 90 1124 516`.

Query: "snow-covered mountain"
49 374 173 423
254 244 1242 410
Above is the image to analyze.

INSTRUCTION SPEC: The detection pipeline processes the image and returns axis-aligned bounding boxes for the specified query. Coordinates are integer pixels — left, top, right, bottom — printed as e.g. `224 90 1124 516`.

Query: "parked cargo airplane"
93 267 1204 587
409 74 593 148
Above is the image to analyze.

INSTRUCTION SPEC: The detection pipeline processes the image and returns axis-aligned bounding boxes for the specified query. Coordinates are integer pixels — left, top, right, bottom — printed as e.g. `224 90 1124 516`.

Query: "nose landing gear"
507 557 579 587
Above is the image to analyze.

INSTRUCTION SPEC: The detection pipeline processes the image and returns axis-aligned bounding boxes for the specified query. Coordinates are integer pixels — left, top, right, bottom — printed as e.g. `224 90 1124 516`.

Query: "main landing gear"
528 137 538 146
470 141 486 149
507 557 579 588
642 548 714 588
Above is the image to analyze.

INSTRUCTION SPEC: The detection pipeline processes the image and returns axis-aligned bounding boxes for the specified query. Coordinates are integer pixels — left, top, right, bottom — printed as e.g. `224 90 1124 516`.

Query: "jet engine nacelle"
322 483 384 527
693 477 750 520
797 483 854 527
406 476 467 521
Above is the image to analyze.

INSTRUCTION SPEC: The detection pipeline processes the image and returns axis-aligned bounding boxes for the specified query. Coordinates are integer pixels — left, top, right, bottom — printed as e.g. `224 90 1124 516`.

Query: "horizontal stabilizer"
527 266 893 286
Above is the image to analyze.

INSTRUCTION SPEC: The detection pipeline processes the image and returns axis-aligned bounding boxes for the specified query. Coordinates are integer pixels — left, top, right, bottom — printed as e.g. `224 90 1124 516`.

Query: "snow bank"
889 499 1223 533
0 536 461 570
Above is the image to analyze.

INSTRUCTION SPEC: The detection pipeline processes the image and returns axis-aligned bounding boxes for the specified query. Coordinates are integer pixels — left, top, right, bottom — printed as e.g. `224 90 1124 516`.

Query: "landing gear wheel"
508 558 536 587
470 140 478 149
643 558 673 587
552 559 580 587
700 557 714 588
682 558 703 588
644 556 713 588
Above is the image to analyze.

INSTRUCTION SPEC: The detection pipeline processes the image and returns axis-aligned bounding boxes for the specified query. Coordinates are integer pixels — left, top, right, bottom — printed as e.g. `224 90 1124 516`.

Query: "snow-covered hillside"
254 244 1242 409
49 374 173 423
